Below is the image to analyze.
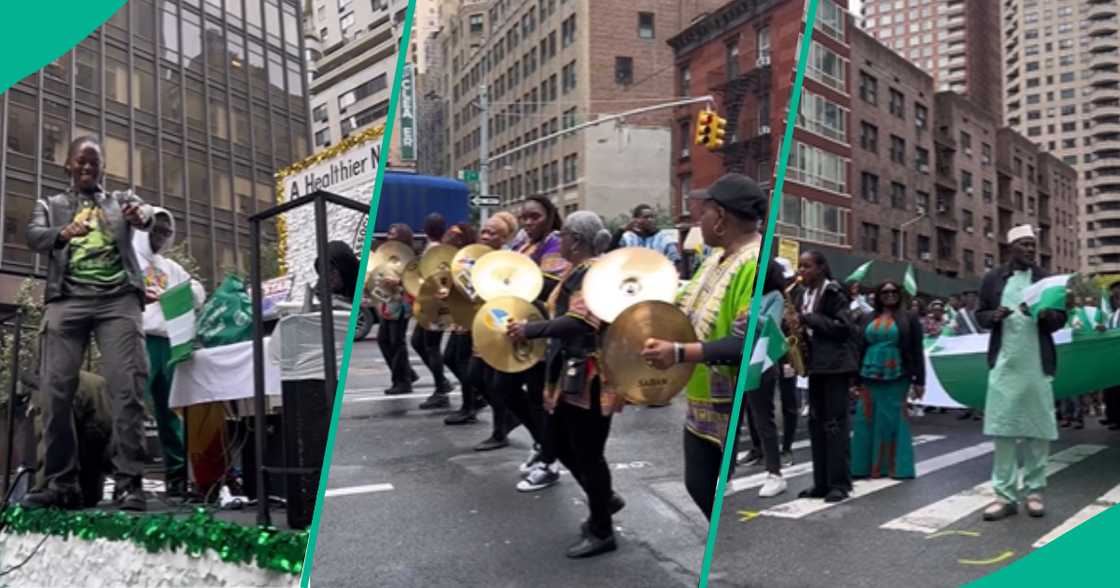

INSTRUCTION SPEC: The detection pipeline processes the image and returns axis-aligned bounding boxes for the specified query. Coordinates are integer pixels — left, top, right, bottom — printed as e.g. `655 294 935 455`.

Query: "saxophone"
782 276 809 376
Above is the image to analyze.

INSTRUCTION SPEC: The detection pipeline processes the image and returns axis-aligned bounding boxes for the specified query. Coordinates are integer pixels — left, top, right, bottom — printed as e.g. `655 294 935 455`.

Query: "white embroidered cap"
1007 224 1035 244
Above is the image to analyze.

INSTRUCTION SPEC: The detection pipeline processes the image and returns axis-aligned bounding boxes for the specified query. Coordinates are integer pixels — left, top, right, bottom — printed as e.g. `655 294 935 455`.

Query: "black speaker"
279 379 332 530
238 413 286 501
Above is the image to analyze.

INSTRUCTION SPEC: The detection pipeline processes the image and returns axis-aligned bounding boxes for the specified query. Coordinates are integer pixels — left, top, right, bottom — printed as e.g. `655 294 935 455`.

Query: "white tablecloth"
169 339 282 409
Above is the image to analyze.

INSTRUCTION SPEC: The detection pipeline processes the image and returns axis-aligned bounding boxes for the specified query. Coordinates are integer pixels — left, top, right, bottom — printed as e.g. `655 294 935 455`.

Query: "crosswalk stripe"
345 391 462 403
881 444 1106 534
762 440 995 519
726 435 946 496
1032 482 1120 549
324 483 394 497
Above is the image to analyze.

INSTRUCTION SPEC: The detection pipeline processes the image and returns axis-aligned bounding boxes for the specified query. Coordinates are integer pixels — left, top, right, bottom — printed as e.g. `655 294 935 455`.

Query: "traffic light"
694 108 727 151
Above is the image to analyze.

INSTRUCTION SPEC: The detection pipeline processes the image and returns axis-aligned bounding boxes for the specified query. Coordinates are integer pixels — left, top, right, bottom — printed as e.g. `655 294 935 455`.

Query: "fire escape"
707 58 772 176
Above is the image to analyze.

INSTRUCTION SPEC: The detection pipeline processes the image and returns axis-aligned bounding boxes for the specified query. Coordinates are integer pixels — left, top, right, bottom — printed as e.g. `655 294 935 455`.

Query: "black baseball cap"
693 173 767 220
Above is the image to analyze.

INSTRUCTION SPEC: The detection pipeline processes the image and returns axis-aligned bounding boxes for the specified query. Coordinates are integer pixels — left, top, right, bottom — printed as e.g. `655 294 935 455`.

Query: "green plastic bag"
195 275 253 348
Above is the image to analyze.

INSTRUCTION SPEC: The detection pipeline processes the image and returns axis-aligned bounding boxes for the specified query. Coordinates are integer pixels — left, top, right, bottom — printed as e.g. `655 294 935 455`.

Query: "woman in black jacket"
794 251 858 503
851 280 925 480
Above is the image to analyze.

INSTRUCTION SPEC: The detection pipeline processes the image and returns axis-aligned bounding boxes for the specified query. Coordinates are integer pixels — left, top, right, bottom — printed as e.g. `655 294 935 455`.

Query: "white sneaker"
518 447 542 474
516 462 560 492
759 473 787 498
800 405 809 417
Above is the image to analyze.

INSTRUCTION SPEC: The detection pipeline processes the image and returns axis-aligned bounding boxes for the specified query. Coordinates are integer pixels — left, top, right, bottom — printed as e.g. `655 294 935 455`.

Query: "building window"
313 104 328 122
983 216 994 238
915 103 928 130
890 135 905 164
889 89 904 118
340 12 354 33
963 249 975 274
679 119 690 159
861 172 879 203
638 12 654 39
679 65 690 97
860 121 878 153
891 182 906 209
862 223 880 253
562 60 576 93
960 131 972 156
615 56 633 85
807 41 845 92
562 15 576 48
726 38 740 79
816 0 846 42
916 147 930 171
961 170 973 194
469 14 484 34
797 89 846 143
859 71 878 105
916 191 930 214
757 26 771 63
563 153 578 184
918 235 931 260
788 141 847 194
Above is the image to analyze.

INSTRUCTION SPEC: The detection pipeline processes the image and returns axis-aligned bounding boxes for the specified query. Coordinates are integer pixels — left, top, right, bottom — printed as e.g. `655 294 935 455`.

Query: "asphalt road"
310 339 713 587
709 410 1120 588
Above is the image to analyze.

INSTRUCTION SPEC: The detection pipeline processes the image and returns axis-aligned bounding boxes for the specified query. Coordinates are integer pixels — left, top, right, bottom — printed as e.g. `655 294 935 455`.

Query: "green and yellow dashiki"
677 240 759 447
67 195 127 290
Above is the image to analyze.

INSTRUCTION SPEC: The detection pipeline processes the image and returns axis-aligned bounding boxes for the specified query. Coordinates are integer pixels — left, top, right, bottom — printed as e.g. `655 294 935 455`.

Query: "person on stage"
378 223 418 396
507 211 625 558
441 223 483 425
639 173 765 518
851 280 924 480
469 212 523 443
132 207 206 498
497 197 570 492
976 225 1066 521
416 214 454 409
794 251 858 503
24 136 154 511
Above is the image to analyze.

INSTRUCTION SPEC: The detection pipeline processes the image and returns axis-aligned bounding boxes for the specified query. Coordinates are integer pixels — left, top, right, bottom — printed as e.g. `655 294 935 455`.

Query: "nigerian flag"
903 264 917 296
742 317 789 391
846 261 872 284
160 281 196 364
1022 274 1072 319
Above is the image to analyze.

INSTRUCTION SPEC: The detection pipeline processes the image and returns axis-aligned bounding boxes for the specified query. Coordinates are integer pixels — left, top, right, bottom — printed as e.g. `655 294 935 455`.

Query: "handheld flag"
1022 274 1072 319
742 317 789 391
845 260 872 285
159 281 197 365
903 265 917 297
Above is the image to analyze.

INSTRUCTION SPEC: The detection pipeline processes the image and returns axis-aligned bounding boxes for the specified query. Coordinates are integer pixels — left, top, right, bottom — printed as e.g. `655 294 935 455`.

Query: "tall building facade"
859 0 1003 121
436 0 725 222
0 0 310 295
1002 0 1118 274
304 0 408 152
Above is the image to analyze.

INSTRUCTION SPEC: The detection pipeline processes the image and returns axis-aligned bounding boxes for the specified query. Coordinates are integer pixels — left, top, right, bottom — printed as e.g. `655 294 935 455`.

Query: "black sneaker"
516 463 560 492
737 450 763 467
20 487 82 510
474 437 509 451
419 393 450 410
115 483 147 512
444 410 478 425
165 475 188 499
436 381 456 395
384 385 413 396
566 533 617 558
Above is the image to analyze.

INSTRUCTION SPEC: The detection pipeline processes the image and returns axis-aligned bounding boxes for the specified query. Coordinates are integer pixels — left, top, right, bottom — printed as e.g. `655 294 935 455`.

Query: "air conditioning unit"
965 187 974 194
917 206 928 215
680 148 690 158
937 204 948 213
759 125 771 135
965 226 974 233
919 164 930 174
986 231 994 239
920 252 932 261
757 54 771 67
916 119 926 129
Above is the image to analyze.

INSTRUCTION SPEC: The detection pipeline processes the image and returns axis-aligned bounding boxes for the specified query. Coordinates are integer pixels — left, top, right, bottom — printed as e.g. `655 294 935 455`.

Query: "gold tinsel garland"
272 125 387 273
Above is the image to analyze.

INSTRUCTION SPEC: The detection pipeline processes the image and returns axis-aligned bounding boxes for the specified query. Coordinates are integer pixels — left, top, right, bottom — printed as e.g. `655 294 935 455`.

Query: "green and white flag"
159 281 196 364
743 317 789 391
903 264 917 297
1022 274 1072 319
846 260 872 284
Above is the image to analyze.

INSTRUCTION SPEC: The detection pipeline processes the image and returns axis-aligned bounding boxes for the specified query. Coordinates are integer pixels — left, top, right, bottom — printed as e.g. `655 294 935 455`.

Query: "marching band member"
416 214 454 409
639 173 765 518
378 224 419 396
442 223 484 425
507 211 624 558
976 225 1065 521
794 251 858 503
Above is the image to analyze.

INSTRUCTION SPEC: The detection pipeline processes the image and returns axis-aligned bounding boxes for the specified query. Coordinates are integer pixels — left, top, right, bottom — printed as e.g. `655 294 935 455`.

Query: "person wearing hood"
133 208 206 497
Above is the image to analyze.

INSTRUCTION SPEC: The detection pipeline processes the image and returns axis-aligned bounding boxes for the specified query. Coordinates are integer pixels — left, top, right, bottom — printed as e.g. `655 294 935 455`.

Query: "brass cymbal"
415 271 455 330
366 263 403 302
472 296 547 373
419 244 458 279
471 251 544 302
447 287 482 329
369 240 416 274
402 260 422 298
584 247 680 323
602 301 698 406
450 243 493 300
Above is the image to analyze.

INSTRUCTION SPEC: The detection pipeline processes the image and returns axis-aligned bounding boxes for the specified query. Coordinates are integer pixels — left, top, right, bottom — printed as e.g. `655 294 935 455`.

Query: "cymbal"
451 244 493 300
402 260 422 298
415 271 455 330
471 251 543 302
419 244 458 279
366 263 402 302
472 297 547 373
602 301 698 406
446 287 482 329
584 247 680 323
370 240 416 274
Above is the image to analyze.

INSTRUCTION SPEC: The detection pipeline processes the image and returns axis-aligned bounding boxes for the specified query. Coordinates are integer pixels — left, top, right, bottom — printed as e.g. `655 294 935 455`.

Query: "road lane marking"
726 435 945 496
881 444 1106 534
762 441 995 519
1032 481 1120 548
324 483 395 497
345 391 462 402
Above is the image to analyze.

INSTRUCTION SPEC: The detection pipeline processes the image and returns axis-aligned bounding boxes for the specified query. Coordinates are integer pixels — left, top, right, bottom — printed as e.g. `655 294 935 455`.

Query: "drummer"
470 212 524 446
507 210 625 558
501 196 570 492
441 223 483 425
640 173 766 518
378 224 419 396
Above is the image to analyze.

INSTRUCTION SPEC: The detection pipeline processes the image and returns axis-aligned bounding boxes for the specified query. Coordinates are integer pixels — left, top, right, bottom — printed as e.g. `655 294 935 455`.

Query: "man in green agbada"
976 225 1066 521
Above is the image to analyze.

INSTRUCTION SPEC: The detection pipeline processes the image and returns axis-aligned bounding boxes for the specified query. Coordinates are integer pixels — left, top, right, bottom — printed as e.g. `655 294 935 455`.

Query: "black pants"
377 318 412 388
444 333 474 409
554 395 614 539
411 325 447 389
1105 386 1120 423
492 365 556 462
807 373 853 495
747 368 785 475
684 429 730 520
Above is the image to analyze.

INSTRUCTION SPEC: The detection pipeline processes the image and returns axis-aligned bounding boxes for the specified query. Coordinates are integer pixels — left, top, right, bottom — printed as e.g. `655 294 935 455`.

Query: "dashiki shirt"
677 239 760 447
509 230 571 291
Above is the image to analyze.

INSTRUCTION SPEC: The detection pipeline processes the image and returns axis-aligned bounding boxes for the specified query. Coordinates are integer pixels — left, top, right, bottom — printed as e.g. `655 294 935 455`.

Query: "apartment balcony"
1095 138 1120 152
1092 86 1120 105
1091 50 1120 70
1089 69 1120 88
1094 122 1120 137
1092 104 1120 120
1090 33 1119 54
1092 170 1120 191
935 210 959 229
1088 1 1118 22
1089 17 1119 38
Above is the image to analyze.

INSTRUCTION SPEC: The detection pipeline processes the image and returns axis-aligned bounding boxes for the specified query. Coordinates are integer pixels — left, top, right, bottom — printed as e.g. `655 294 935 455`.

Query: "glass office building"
0 0 311 293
